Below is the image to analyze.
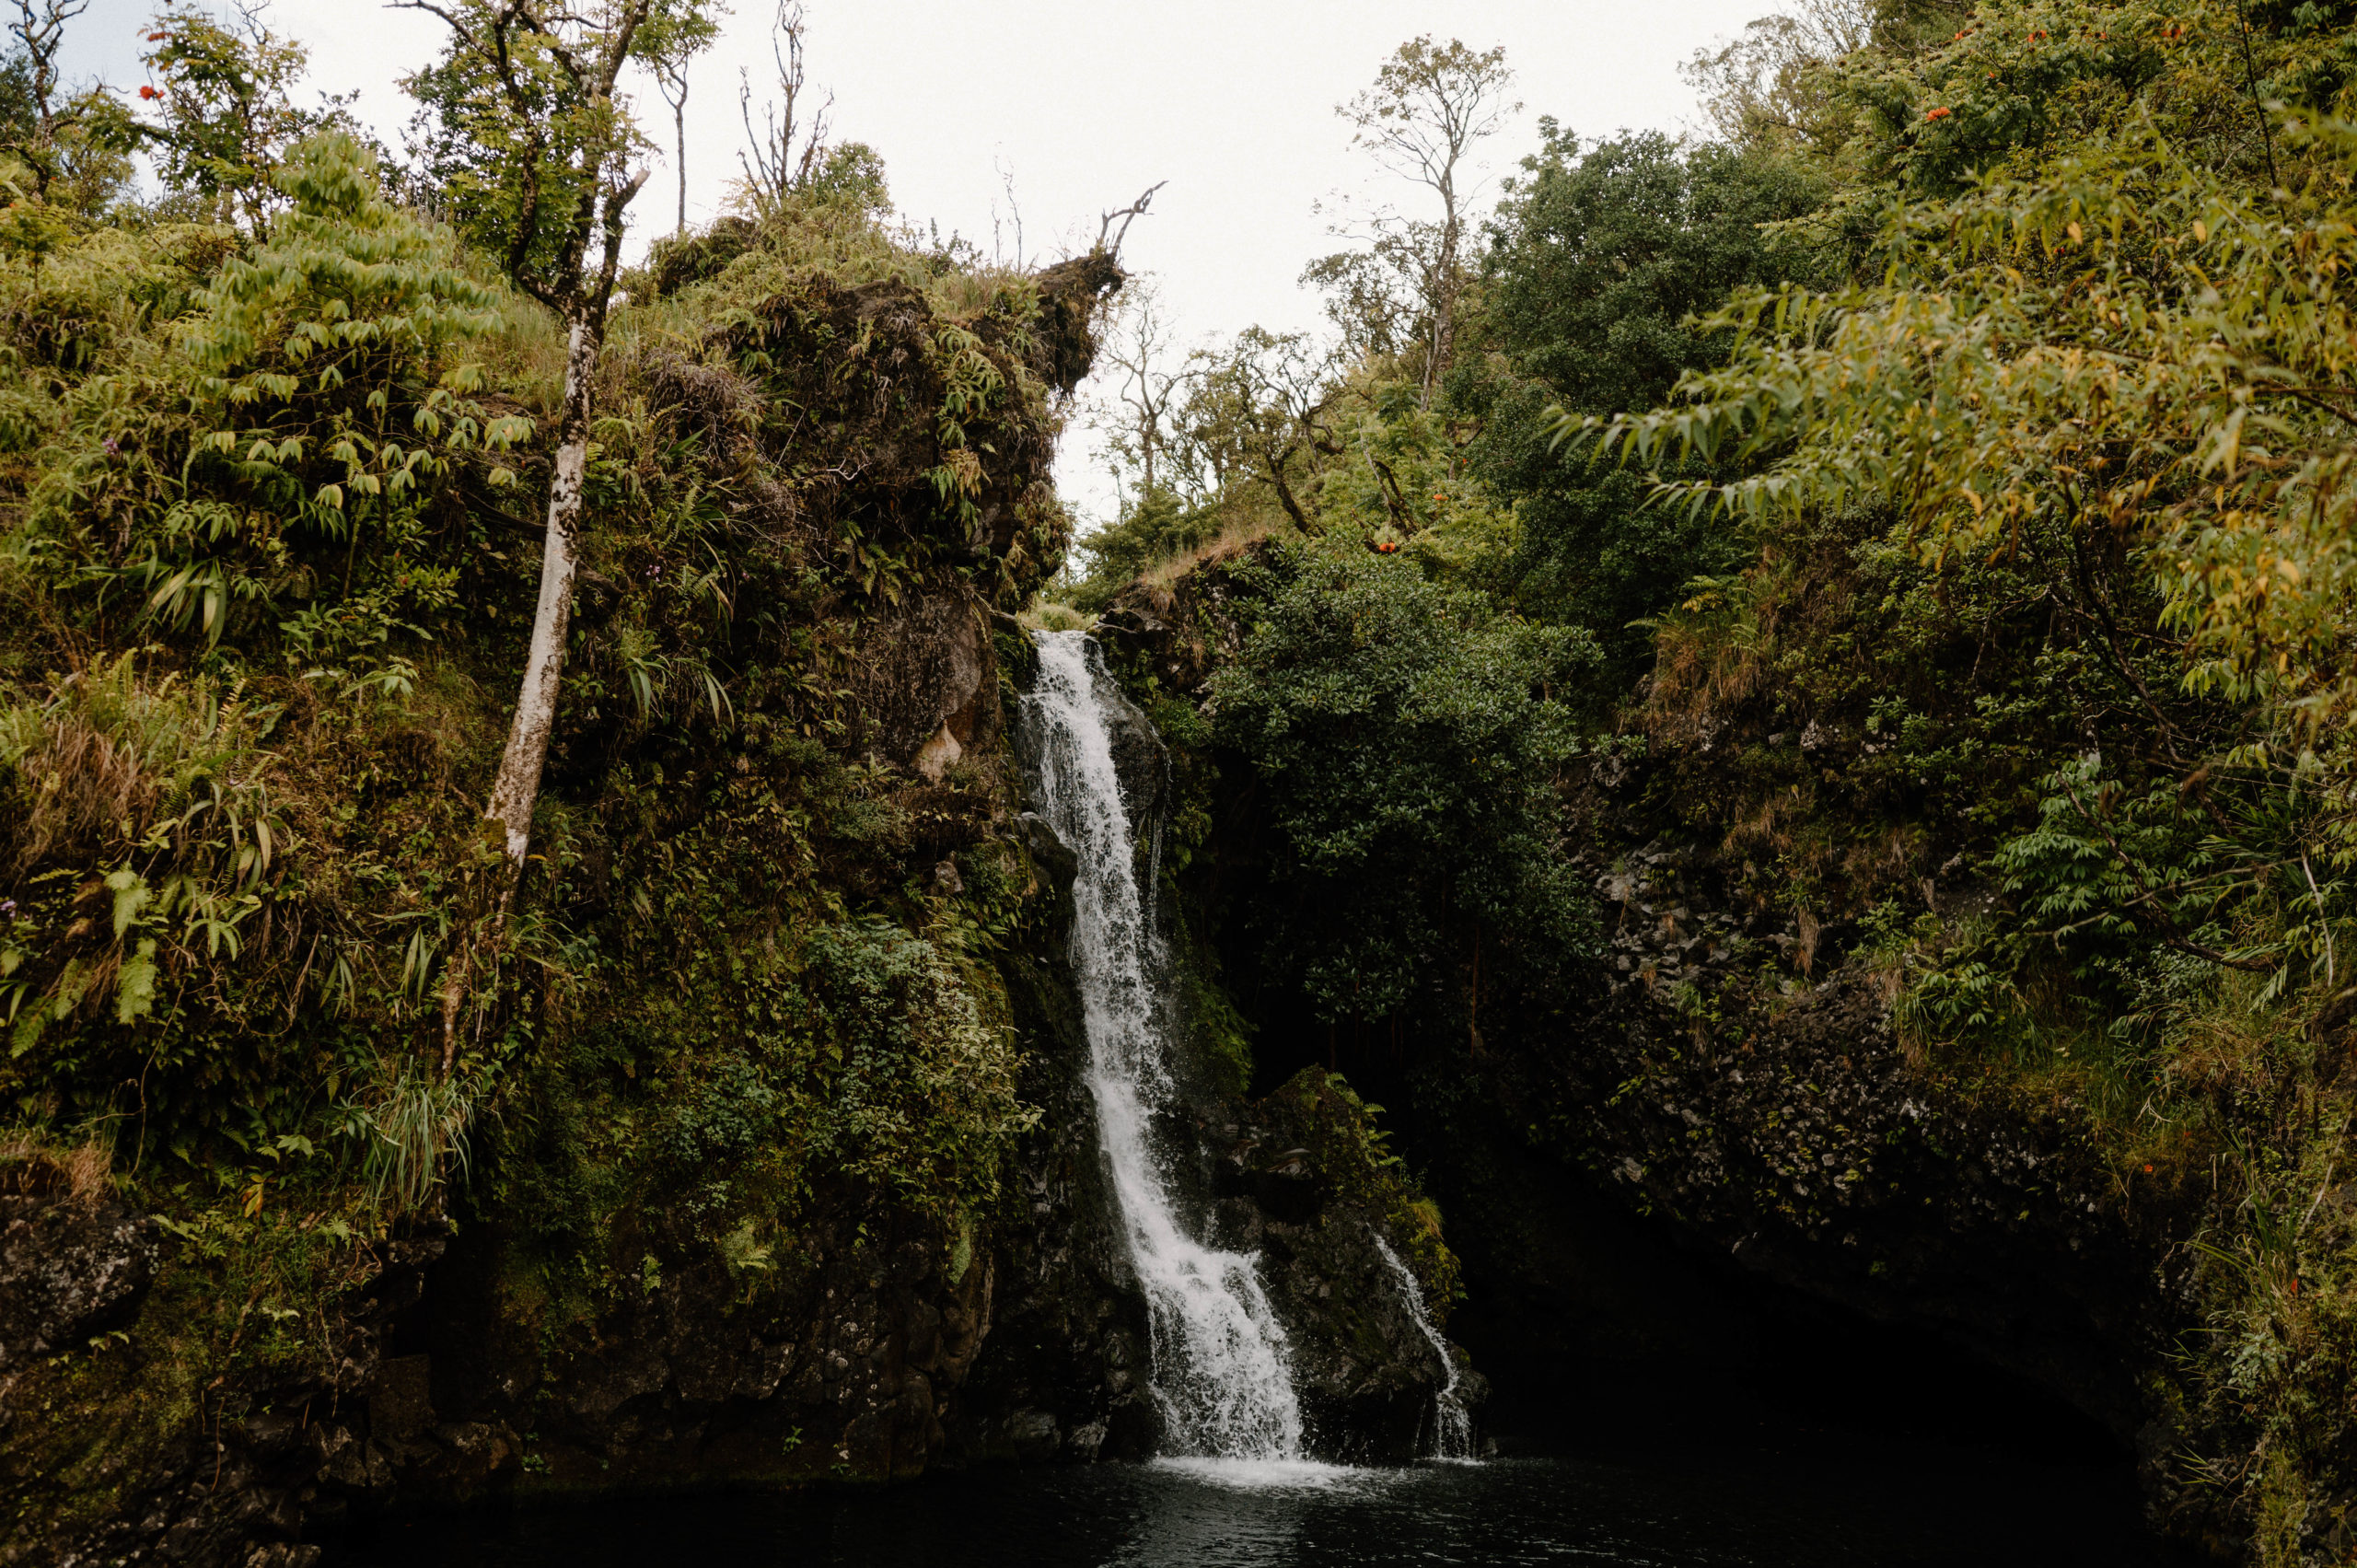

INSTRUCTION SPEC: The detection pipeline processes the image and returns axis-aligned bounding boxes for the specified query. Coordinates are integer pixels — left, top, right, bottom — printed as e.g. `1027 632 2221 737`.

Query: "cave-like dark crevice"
1219 949 2136 1473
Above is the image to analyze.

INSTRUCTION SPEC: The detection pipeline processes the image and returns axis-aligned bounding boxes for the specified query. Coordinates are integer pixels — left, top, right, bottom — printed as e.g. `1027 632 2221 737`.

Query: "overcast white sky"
56 0 1776 525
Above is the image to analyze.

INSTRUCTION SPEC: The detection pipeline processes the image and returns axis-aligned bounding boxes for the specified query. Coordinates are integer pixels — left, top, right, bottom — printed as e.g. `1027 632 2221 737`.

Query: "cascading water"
1371 1233 1473 1461
1020 630 1306 1461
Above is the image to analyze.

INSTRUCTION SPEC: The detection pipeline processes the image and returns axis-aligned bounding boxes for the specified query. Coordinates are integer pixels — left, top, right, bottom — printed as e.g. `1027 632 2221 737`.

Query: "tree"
0 5 134 259
134 2 349 232
1183 327 1346 532
1092 276 1187 504
398 0 716 1058
643 0 723 237
5 0 85 196
1456 125 1825 679
1329 36 1515 406
1210 540 1600 1035
736 0 823 210
719 1 887 215
1069 321 1351 605
1681 0 1871 155
1297 229 1422 365
1573 110 2357 958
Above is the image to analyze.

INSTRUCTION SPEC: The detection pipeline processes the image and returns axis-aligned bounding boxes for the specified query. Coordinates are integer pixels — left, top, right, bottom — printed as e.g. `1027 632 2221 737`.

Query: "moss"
993 621 1040 701
3 1260 237 1552
0 138 1110 1551
1185 961 1256 1100
1259 1067 1461 1317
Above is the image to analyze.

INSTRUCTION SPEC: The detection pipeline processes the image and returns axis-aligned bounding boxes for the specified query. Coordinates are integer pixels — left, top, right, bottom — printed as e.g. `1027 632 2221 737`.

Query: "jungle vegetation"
0 0 1097 1506
6 0 2357 1557
1063 3 2357 1555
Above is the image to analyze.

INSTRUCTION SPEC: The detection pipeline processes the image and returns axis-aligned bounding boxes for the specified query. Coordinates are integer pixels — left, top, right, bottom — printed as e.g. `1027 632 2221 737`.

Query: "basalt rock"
0 1230 442 1568
944 938 1161 1466
1204 1105 1485 1463
0 1191 157 1377
1504 839 2161 1440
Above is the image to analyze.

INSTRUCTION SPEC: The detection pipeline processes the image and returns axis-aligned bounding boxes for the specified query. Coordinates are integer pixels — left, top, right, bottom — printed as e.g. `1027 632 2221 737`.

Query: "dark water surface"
341 1423 2186 1567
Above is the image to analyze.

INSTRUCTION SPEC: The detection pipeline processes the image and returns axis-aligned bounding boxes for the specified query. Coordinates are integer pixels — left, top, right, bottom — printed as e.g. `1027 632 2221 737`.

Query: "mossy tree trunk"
401 0 691 1069
484 309 592 870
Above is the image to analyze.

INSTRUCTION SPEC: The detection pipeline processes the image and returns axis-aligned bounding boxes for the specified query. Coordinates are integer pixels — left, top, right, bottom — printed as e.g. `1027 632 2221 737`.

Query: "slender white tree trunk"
441 311 596 1070
485 312 596 872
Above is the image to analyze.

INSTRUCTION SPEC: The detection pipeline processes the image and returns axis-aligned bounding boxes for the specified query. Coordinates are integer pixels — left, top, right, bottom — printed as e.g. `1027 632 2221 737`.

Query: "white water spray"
1370 1233 1473 1461
1020 631 1306 1460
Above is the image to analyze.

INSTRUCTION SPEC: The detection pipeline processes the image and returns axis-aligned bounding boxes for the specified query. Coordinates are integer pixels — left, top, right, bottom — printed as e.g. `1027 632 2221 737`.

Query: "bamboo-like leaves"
1555 113 2357 860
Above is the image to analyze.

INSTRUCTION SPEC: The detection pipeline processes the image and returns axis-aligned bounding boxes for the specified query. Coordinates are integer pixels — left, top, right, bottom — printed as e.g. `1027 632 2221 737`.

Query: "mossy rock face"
993 618 1041 701
0 185 1127 1559
0 1202 448 1568
645 215 760 297
1490 839 2161 1436
943 945 1161 1467
0 1186 175 1557
1183 1070 1478 1464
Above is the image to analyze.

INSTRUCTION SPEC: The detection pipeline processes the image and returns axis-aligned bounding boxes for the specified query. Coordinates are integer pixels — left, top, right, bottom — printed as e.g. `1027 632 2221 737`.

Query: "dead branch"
1096 180 1167 259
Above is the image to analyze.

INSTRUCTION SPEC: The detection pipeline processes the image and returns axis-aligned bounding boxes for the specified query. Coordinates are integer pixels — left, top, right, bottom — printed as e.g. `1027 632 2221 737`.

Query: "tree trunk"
485 309 596 873
1265 444 1311 530
438 309 596 1071
1422 206 1460 409
675 95 689 236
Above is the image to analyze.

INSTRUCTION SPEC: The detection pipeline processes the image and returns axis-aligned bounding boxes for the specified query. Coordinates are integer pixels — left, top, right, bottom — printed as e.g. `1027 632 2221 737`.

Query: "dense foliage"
1207 543 1599 1028
0 24 1084 1488
1457 125 1830 675
1062 3 2357 1555
13 0 2357 1554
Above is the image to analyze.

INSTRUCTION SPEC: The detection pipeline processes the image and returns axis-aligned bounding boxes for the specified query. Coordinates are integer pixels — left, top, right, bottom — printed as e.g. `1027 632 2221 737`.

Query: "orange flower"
2143 1164 2154 1173
146 29 168 41
1925 106 1953 121
138 84 160 99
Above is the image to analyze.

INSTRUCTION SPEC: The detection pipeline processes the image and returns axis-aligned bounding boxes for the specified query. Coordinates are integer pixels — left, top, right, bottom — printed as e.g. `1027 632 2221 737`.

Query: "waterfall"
1370 1233 1473 1461
1020 630 1306 1461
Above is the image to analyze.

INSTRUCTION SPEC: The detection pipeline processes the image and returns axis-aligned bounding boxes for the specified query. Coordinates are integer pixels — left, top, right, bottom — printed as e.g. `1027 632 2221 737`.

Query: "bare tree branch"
1331 37 1515 405
737 0 831 208
6 0 95 195
1095 180 1166 259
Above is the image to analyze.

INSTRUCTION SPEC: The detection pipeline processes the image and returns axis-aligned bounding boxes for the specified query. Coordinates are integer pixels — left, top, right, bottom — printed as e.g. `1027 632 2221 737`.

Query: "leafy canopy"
1210 541 1601 1025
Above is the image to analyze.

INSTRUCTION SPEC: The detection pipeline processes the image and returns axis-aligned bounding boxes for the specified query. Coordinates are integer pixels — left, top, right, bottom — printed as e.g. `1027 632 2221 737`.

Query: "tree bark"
437 311 595 1070
1265 444 1311 530
484 310 595 870
674 91 688 235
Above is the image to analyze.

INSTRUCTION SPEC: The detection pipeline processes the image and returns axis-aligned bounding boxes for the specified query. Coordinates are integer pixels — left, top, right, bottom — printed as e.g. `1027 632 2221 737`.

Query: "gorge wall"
0 214 1465 1563
1094 556 2199 1520
0 142 2224 1568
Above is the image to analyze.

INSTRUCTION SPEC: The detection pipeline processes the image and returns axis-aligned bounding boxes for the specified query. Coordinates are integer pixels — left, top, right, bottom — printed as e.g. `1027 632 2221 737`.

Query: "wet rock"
1517 841 2156 1439
0 1192 157 1375
1210 1079 1482 1464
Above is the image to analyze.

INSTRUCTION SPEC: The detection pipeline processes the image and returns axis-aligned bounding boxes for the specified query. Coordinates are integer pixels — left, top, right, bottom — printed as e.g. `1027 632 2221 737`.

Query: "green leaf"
115 939 159 1025
104 869 150 938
